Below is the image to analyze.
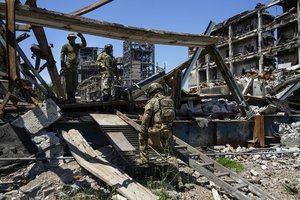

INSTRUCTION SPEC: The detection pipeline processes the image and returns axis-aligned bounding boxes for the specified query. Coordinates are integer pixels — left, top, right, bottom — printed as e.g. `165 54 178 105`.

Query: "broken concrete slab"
11 99 61 134
0 123 38 167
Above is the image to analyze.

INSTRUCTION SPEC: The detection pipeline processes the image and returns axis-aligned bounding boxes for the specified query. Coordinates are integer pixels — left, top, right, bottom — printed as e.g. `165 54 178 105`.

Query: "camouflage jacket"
140 93 175 134
96 52 117 78
60 39 87 68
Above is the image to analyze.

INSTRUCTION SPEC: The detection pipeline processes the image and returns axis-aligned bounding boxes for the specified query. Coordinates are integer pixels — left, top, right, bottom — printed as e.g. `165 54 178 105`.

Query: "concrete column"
205 55 210 82
196 61 200 91
228 25 234 73
258 10 264 73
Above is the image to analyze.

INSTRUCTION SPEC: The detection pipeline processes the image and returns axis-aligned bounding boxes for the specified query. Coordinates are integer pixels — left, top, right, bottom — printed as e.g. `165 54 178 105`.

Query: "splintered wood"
62 129 157 200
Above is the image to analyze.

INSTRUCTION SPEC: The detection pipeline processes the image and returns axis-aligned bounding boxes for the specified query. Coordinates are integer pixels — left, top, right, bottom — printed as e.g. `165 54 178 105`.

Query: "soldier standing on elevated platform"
96 44 119 101
60 32 87 103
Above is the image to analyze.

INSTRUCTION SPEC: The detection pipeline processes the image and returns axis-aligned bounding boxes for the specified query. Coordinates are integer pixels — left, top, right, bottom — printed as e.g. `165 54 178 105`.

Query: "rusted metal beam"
0 3 220 47
70 0 113 16
253 115 265 147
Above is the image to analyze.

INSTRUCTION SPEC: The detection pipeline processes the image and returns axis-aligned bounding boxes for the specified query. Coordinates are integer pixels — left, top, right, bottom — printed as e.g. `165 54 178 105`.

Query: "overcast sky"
11 0 281 83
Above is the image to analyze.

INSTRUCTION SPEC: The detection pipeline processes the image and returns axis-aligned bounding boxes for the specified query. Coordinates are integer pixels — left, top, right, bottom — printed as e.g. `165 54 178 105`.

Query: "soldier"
60 32 87 103
138 82 183 190
96 44 118 101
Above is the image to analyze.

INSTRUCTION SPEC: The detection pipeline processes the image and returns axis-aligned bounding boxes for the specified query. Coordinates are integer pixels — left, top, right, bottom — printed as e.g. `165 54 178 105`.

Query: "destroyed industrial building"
0 0 300 200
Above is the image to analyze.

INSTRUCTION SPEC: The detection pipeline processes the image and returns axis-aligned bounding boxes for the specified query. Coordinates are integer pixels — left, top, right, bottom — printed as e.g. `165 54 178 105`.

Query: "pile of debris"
207 144 300 199
277 122 300 147
179 98 239 114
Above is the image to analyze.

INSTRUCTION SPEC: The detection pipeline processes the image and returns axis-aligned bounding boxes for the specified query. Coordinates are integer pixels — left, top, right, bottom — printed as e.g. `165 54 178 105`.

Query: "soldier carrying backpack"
138 82 184 190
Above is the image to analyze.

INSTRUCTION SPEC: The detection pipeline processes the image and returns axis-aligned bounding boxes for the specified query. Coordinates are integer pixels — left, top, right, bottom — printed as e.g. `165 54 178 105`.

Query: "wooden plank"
0 3 220 47
90 113 127 126
70 0 113 16
106 132 135 151
116 111 141 131
62 129 157 200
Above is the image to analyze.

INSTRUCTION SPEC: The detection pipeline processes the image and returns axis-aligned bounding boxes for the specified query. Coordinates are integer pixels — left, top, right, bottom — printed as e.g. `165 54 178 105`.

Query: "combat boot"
137 148 149 165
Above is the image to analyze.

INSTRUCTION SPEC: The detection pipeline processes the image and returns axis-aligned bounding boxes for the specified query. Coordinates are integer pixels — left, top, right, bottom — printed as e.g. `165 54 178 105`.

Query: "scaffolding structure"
122 41 155 86
78 47 102 83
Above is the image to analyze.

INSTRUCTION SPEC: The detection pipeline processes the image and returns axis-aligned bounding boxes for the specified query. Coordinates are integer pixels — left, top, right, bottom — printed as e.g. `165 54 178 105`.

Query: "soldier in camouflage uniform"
96 44 118 101
60 32 87 103
139 82 184 189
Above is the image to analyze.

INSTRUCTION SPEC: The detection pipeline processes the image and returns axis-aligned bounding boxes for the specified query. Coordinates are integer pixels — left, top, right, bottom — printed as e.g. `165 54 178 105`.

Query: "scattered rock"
250 169 259 177
261 165 267 170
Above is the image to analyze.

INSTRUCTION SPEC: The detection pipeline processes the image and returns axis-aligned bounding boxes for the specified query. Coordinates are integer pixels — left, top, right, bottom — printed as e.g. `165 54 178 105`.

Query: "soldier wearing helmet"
139 82 184 189
60 32 87 103
96 44 118 101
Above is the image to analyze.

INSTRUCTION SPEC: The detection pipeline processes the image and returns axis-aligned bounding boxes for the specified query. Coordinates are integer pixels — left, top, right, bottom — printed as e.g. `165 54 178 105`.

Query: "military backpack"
158 96 175 125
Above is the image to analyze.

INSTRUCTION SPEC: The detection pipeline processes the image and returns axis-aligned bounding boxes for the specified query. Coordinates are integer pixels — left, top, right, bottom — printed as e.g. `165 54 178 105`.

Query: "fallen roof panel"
0 3 220 47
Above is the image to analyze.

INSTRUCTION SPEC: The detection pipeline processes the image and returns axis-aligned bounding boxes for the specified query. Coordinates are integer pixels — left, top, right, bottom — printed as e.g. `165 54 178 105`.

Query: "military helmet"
67 33 77 39
104 44 113 50
147 83 163 96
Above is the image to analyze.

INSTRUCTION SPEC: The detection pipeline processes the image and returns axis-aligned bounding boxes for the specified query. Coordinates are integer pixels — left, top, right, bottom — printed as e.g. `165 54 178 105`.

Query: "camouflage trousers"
63 67 78 102
101 75 114 100
138 127 174 161
138 129 182 187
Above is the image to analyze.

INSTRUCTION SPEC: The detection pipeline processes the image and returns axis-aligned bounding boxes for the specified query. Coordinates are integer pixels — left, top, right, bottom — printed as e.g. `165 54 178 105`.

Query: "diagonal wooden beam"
0 0 17 118
23 0 65 99
70 0 113 16
0 3 220 47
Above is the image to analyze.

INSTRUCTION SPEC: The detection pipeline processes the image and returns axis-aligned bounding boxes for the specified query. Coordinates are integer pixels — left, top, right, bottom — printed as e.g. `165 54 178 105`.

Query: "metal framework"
122 41 156 86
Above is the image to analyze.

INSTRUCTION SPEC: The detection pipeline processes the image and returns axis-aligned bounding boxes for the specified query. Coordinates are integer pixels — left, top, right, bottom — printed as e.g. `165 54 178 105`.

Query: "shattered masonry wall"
231 16 258 36
233 58 258 76
232 37 258 57
188 1 299 90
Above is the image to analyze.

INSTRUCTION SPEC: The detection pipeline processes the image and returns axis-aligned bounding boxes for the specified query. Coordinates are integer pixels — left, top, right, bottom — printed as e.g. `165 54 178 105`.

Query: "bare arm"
77 33 87 48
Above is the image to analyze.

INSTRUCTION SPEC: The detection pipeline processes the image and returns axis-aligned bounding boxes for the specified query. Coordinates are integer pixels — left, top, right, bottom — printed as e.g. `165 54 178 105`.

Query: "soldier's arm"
60 45 67 72
96 54 103 67
77 33 87 48
140 102 153 135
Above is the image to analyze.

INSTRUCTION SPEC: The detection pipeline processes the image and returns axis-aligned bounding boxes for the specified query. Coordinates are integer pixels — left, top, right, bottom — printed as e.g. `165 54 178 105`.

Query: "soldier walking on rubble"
96 44 118 101
138 82 184 190
60 32 87 103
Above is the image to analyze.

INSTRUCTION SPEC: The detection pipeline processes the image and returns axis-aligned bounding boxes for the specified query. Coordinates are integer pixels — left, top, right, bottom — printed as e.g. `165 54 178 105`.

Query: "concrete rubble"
208 144 300 199
277 122 300 147
179 98 239 114
11 99 62 134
